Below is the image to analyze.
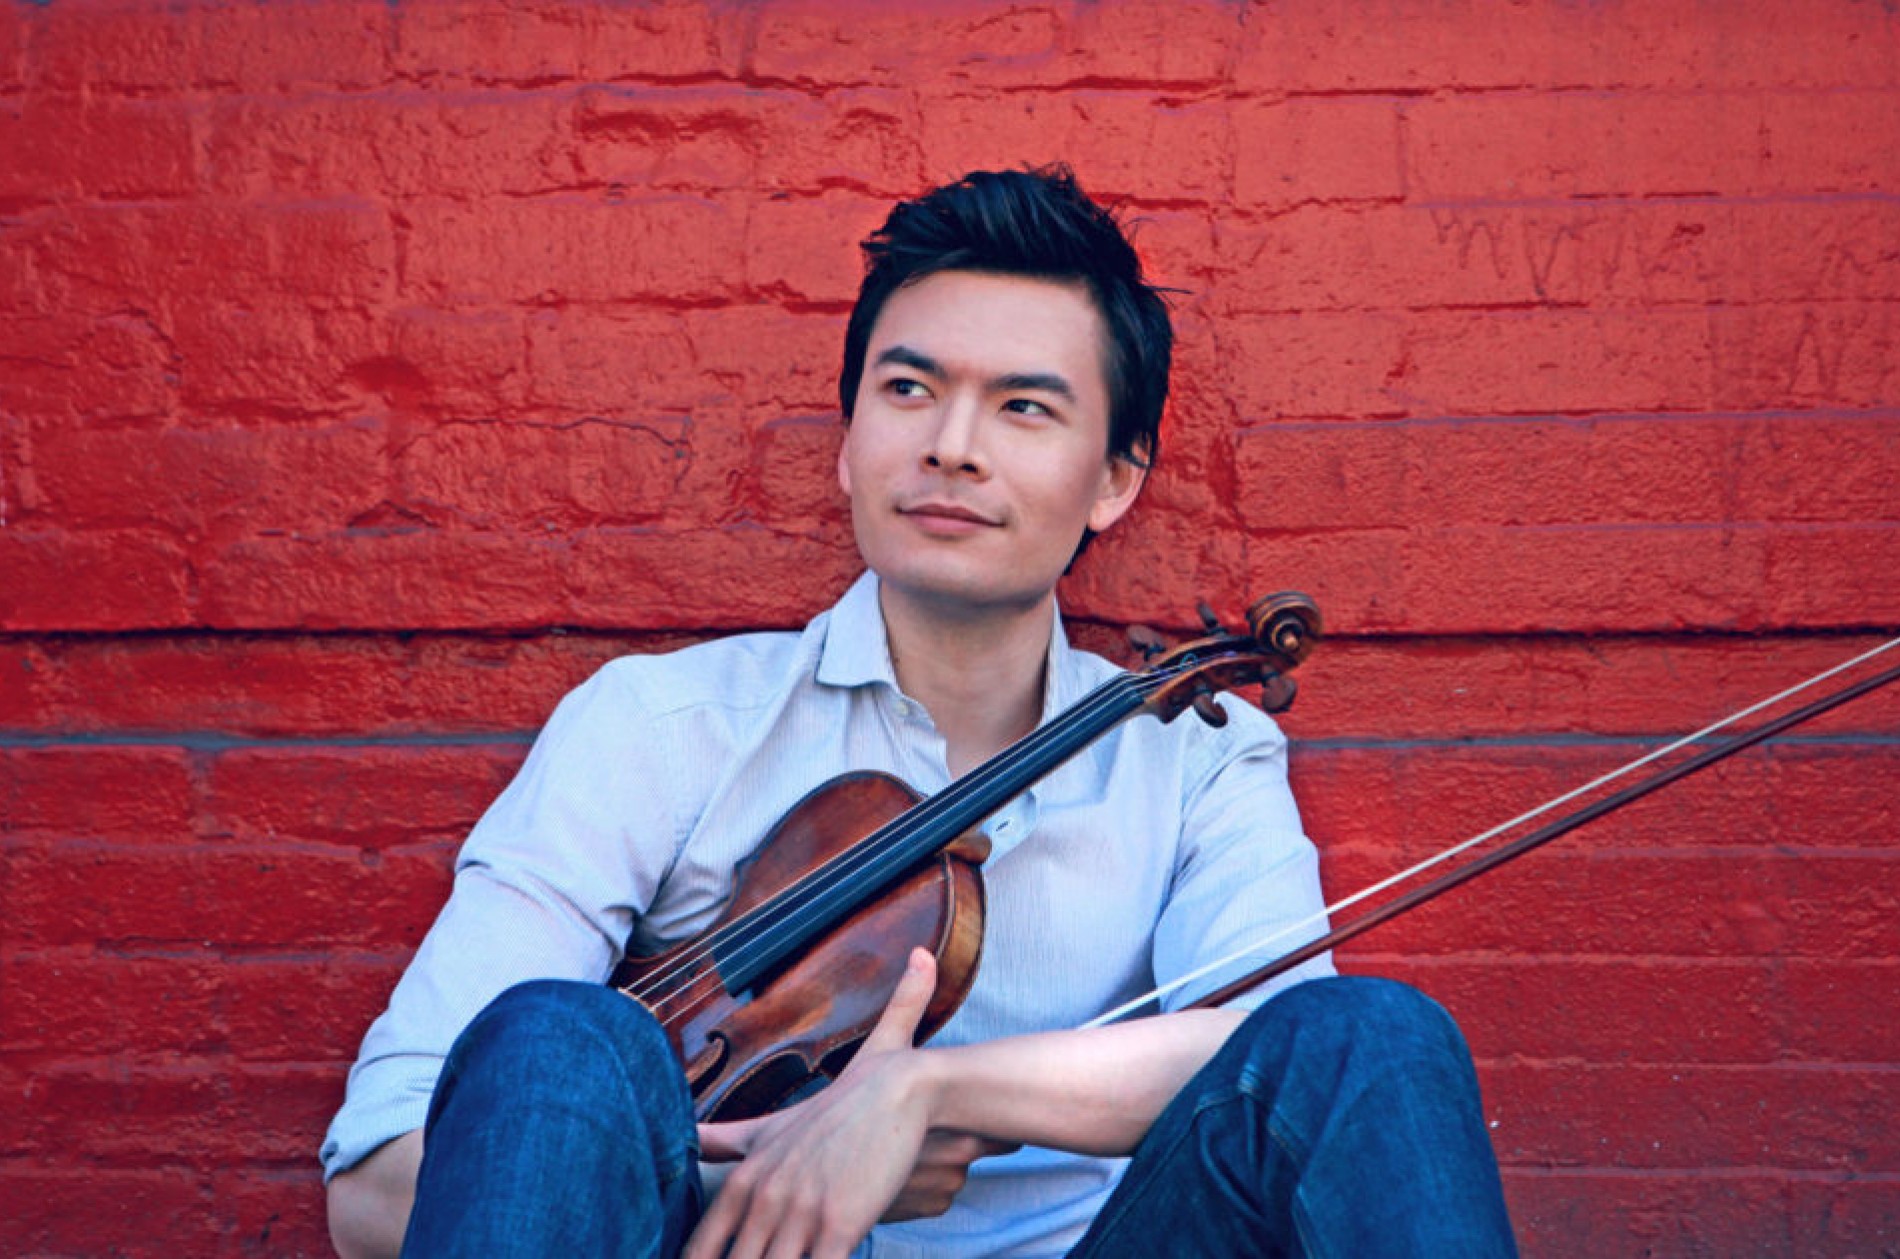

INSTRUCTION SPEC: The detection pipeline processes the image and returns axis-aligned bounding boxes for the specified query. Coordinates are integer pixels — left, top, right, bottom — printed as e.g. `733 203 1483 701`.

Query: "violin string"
1081 634 1900 1030
625 667 1159 1028
629 664 1177 1027
624 661 1195 1025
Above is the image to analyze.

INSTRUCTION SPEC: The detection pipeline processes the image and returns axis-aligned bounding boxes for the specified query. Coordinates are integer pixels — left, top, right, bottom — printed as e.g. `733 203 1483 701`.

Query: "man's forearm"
912 1007 1249 1156
327 1129 423 1259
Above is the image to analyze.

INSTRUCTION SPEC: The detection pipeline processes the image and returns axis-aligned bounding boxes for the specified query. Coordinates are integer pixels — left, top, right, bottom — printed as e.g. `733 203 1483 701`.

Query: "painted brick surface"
1 1 1896 1255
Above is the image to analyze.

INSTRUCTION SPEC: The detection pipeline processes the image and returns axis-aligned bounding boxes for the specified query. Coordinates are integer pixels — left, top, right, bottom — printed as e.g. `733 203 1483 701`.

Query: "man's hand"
685 948 1007 1259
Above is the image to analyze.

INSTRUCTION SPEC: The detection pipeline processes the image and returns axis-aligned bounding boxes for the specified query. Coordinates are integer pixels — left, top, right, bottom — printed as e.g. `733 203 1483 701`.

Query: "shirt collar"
816 570 1087 726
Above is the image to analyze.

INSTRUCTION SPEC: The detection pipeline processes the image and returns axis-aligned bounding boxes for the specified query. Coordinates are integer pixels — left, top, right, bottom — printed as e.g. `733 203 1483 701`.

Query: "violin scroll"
1248 592 1322 666
1134 591 1323 724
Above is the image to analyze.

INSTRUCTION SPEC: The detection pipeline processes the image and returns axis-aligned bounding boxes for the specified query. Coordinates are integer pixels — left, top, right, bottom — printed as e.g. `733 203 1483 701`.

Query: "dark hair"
839 165 1172 472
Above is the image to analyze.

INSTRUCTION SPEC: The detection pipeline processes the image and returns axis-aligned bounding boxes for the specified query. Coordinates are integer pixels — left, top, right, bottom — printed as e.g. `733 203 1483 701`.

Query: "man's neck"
876 582 1056 778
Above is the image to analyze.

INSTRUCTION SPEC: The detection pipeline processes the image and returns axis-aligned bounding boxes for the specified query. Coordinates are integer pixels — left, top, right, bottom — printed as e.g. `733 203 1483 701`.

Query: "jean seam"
1072 1089 1252 1258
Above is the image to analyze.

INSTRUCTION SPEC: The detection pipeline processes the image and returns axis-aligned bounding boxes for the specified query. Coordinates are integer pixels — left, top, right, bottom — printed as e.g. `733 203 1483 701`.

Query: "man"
323 167 1517 1258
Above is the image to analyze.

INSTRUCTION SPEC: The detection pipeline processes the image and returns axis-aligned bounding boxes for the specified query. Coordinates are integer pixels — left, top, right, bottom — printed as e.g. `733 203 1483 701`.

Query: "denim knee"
1229 975 1473 1084
449 979 686 1113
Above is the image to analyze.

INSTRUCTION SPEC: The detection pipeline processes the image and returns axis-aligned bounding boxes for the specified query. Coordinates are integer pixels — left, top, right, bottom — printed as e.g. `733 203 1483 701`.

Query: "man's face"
838 269 1145 616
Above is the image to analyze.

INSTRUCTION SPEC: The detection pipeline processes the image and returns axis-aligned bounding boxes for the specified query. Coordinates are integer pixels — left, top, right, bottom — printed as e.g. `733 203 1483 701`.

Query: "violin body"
610 770 989 1123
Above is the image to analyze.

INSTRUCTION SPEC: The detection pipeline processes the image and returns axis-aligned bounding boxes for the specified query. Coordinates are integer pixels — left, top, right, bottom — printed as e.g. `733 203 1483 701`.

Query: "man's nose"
923 397 987 476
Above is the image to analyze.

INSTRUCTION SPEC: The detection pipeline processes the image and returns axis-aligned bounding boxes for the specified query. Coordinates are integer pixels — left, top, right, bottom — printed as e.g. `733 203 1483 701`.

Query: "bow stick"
1085 635 1900 1028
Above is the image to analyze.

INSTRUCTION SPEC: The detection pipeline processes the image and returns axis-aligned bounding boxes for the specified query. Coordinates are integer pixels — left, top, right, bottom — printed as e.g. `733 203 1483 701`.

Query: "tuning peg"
1127 625 1166 660
1191 690 1229 727
1257 674 1297 714
1196 601 1224 634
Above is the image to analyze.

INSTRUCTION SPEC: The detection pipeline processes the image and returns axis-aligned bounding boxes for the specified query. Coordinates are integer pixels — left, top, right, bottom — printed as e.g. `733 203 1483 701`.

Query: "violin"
607 592 1324 1122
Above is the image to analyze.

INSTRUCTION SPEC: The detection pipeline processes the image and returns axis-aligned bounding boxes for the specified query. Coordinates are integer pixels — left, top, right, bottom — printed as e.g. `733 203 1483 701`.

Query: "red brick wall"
3 2 1897 1254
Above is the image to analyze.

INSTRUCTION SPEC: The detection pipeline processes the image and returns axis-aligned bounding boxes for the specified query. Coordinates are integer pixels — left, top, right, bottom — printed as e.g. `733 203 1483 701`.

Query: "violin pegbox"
1133 592 1322 724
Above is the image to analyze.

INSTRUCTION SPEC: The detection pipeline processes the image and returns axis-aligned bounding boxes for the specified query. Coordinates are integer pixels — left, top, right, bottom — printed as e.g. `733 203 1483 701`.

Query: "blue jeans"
402 976 1516 1258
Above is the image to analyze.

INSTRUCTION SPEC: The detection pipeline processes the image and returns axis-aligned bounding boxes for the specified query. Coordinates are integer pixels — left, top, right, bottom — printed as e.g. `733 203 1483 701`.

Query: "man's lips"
898 501 1002 530
900 501 999 523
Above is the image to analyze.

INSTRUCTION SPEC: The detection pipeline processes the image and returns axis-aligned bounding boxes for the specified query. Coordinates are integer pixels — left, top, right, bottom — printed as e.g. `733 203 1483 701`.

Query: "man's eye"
1004 398 1053 418
888 379 930 399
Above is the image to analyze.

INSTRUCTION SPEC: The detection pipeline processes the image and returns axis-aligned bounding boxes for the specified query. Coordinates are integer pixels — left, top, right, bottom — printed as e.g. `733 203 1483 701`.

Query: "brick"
1248 523 1791 635
0 1167 208 1258
754 0 1241 94
1484 1061 1900 1170
0 95 195 203
1213 310 1409 420
1233 414 1900 534
3 840 453 950
206 1165 333 1259
12 205 224 309
0 633 709 737
1763 524 1900 628
1292 742 1900 868
748 0 1068 88
574 86 923 198
395 416 689 530
680 307 847 414
1232 97 1404 211
0 310 180 422
743 190 892 307
1060 504 1251 632
199 525 864 632
0 530 194 631
916 91 1234 205
392 0 737 86
21 417 389 540
198 531 570 630
1213 199 1900 313
1061 0 1242 87
1369 954 1900 1068
1709 301 1897 412
10 198 393 310
1406 89 1900 202
1364 956 1785 1064
401 194 742 306
26 0 391 93
751 414 849 532
523 306 696 416
1397 308 1721 417
1776 959 1900 1064
203 91 574 202
566 526 860 629
1504 1169 1900 1259
0 5 21 93
3 1061 338 1166
1236 0 1900 93
202 744 525 847
1 948 405 1063
360 306 531 420
1318 849 1900 960
0 747 194 840
171 300 384 419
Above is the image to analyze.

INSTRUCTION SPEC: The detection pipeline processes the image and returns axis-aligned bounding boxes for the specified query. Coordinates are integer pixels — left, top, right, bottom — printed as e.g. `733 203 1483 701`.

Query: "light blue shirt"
322 571 1332 1257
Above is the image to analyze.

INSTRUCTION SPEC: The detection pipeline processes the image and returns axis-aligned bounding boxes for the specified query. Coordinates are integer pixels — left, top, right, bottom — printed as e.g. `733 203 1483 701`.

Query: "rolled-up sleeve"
320 661 681 1179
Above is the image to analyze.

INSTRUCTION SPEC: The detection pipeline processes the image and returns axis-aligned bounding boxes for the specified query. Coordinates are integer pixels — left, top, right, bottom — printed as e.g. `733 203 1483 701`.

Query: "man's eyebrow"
993 371 1077 402
874 345 943 376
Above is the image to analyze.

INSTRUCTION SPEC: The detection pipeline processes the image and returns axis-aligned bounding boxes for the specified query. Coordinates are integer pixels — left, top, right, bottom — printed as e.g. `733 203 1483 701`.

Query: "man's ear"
836 428 853 498
1086 453 1147 535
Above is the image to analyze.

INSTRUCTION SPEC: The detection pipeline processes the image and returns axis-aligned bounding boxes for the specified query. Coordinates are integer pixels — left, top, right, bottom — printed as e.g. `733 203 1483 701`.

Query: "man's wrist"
902 1044 957 1130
